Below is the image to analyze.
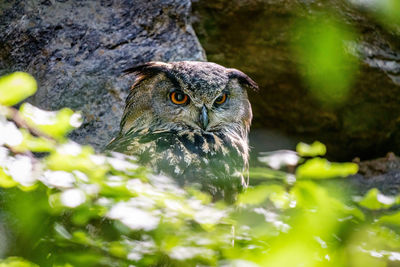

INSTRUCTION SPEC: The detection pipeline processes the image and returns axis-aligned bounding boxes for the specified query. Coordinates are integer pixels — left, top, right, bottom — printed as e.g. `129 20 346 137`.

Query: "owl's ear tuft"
228 69 259 91
123 62 170 76
123 62 171 89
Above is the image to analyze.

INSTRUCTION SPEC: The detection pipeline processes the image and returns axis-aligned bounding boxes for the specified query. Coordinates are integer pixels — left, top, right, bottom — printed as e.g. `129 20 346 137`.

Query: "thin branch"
6 106 54 140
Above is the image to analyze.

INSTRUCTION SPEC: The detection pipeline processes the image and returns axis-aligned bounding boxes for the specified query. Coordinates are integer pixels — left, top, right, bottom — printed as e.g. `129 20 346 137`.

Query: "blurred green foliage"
296 158 358 180
1 71 400 267
0 72 37 106
0 1 399 266
293 16 358 107
365 0 400 31
296 141 327 157
1 8 400 265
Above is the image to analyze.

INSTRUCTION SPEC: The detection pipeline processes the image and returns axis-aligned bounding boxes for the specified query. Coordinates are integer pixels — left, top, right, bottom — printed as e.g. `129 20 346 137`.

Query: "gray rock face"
0 0 206 149
192 0 400 161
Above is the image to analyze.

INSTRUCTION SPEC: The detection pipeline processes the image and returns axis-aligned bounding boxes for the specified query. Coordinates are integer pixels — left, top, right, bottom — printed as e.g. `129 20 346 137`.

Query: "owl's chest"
132 131 246 178
106 129 249 201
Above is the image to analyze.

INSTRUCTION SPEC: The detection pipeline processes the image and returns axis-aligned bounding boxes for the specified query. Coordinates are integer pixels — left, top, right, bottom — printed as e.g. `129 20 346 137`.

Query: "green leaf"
0 257 39 267
14 129 55 152
19 103 81 139
356 188 397 210
109 242 128 258
238 184 287 206
71 231 94 246
296 158 358 179
249 167 289 181
377 212 400 226
0 72 37 106
44 144 108 179
296 141 326 157
0 168 18 188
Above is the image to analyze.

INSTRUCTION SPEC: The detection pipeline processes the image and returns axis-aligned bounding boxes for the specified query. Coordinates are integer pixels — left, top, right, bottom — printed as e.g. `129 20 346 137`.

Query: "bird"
106 61 258 202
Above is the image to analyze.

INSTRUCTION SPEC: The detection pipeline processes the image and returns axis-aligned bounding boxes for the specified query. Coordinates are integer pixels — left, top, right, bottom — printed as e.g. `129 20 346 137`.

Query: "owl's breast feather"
105 128 249 201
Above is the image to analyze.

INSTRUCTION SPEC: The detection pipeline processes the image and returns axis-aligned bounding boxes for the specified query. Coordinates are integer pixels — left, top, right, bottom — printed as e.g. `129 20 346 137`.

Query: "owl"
106 61 257 202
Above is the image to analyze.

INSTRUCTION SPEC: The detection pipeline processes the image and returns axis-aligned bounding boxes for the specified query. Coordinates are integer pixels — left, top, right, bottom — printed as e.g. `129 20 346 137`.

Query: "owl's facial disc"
167 88 240 132
168 90 209 130
198 92 228 130
120 61 256 135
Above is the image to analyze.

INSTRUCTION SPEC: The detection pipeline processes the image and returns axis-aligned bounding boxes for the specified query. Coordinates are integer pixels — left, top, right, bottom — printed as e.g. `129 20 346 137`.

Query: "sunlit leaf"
13 129 55 153
19 103 81 139
356 188 397 210
238 184 286 206
0 167 18 188
377 212 400 226
0 72 37 106
44 144 107 178
71 231 93 246
249 167 289 181
54 223 72 240
296 158 358 179
0 257 39 267
71 205 107 226
346 225 400 266
109 242 128 258
296 141 326 157
0 119 23 147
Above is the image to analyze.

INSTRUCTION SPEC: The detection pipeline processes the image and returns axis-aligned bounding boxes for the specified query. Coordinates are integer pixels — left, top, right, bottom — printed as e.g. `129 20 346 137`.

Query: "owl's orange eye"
214 93 228 105
170 91 189 105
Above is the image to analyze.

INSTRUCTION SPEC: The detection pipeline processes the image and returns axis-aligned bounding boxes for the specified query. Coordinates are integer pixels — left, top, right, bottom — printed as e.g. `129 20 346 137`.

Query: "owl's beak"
199 105 209 130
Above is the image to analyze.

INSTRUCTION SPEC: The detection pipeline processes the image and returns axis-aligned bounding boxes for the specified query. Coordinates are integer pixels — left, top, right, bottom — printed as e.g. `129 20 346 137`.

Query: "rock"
355 152 400 177
348 172 400 196
0 0 206 150
192 0 400 161
347 152 400 195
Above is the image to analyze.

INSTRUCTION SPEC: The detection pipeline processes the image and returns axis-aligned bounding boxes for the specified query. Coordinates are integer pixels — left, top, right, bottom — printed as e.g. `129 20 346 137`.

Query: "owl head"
120 61 258 138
